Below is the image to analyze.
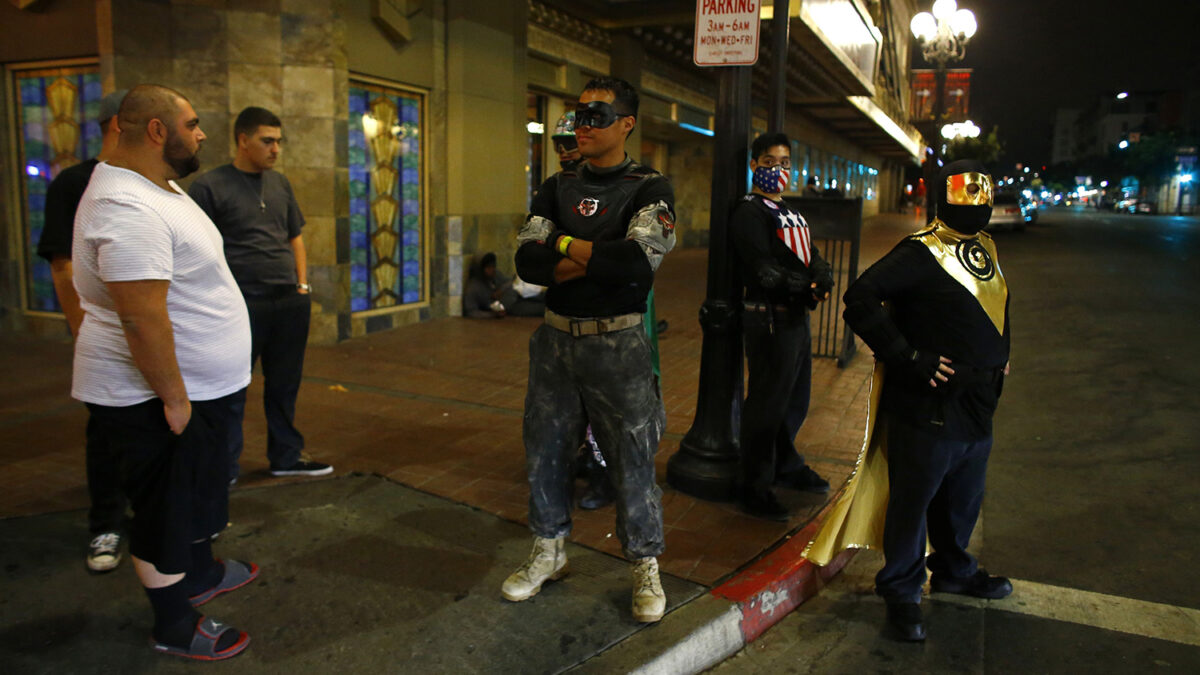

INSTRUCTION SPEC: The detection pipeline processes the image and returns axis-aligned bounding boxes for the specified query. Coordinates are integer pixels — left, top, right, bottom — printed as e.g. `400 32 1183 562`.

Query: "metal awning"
533 0 923 162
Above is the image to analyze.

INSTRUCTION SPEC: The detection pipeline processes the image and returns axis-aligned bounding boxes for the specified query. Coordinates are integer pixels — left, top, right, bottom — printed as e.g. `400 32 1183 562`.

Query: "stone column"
96 0 349 344
443 0 529 310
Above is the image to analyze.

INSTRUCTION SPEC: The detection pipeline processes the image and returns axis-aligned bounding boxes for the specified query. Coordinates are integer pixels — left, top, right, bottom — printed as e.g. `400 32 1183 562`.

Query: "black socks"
145 580 239 652
145 581 201 648
181 539 223 597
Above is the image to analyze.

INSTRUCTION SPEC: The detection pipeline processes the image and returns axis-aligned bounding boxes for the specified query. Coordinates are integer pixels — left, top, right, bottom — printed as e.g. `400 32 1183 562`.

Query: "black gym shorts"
86 389 242 575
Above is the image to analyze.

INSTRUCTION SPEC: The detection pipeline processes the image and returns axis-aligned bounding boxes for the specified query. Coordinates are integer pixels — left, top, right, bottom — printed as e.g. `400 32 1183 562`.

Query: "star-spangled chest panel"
773 205 812 266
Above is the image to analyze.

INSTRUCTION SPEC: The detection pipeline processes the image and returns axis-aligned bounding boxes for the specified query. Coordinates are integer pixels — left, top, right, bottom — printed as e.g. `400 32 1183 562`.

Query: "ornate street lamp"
941 119 980 142
912 0 977 220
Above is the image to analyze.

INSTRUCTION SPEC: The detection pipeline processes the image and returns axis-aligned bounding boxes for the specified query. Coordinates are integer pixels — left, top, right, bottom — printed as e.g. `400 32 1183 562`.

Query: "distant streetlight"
1118 140 1129 150
912 0 977 222
941 119 981 140
1116 92 1129 100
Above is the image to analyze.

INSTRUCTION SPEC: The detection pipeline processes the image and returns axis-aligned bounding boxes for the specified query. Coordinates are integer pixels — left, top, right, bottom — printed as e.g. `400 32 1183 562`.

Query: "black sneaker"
930 568 1013 599
87 532 122 573
775 466 831 494
739 488 791 521
885 602 926 642
269 460 334 477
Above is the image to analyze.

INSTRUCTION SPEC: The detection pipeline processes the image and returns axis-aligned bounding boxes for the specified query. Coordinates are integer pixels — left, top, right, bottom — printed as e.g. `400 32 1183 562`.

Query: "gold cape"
802 221 1007 565
802 359 890 565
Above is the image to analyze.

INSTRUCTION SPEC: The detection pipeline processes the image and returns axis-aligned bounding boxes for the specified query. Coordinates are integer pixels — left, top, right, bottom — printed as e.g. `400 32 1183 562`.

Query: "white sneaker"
632 557 666 622
87 532 122 573
501 536 568 602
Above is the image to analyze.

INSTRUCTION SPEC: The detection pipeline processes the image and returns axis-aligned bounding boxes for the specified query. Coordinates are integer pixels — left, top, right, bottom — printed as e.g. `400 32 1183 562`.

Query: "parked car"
987 193 1031 231
1136 200 1158 214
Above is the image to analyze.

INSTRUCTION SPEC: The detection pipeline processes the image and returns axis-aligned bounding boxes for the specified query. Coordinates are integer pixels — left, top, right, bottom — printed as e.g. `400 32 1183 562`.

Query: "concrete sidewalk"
0 213 926 672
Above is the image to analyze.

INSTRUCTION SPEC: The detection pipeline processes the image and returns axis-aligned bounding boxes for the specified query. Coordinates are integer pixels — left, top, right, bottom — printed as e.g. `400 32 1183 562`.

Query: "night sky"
936 0 1200 169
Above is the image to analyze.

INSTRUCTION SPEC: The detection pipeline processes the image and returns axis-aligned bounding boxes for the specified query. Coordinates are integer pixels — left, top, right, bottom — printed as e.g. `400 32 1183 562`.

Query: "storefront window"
12 64 103 313
348 80 425 312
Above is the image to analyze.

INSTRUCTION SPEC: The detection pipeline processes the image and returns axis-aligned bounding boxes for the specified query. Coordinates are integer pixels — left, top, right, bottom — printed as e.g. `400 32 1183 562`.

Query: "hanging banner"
694 0 761 66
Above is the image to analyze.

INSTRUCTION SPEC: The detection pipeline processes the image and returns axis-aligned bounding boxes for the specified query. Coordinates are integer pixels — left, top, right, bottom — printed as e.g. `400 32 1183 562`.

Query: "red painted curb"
710 492 858 642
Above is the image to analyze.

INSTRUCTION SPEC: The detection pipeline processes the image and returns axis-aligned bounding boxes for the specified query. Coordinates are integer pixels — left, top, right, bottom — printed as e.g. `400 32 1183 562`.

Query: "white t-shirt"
72 162 252 406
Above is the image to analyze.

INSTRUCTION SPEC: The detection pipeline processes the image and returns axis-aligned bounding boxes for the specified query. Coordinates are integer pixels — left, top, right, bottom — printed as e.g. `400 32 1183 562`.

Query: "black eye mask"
574 101 632 130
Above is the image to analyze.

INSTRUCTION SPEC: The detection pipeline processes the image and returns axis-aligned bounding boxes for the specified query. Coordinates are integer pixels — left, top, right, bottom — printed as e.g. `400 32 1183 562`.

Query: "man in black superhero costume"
551 111 582 171
504 77 676 623
841 159 1013 641
732 133 834 520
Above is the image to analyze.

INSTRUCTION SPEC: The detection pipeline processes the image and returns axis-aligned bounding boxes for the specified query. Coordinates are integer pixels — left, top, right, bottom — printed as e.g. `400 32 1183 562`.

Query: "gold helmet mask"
938 160 995 234
945 172 994 206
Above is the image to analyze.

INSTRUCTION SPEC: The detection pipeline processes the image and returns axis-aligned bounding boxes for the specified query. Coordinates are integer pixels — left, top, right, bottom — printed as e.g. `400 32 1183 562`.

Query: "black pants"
85 411 127 534
228 289 310 475
739 311 814 494
523 323 666 559
875 419 992 604
86 392 241 574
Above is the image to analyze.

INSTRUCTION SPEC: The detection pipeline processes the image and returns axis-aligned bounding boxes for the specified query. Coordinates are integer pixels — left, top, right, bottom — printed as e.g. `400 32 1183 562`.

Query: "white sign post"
693 0 762 67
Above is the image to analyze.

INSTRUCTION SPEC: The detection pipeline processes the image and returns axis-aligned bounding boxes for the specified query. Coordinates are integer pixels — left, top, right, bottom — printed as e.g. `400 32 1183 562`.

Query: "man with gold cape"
804 160 1013 642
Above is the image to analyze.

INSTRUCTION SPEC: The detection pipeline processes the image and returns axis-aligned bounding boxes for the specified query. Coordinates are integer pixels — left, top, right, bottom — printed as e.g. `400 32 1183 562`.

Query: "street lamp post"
665 66 752 501
911 0 977 222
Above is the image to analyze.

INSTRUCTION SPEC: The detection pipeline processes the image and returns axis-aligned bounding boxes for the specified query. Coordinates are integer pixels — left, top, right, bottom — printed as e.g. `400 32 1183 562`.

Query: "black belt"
743 301 792 314
241 284 297 299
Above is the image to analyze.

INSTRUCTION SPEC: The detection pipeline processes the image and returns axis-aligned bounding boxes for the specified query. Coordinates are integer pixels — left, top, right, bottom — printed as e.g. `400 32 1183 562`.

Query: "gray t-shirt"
188 164 305 290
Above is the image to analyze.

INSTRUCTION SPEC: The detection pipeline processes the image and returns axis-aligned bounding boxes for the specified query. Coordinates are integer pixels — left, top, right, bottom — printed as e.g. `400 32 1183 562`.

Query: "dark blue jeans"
739 310 813 494
228 289 310 476
875 419 992 604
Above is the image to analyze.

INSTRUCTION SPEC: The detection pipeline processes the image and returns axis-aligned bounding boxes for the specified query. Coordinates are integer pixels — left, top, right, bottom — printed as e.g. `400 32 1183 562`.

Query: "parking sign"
694 0 761 67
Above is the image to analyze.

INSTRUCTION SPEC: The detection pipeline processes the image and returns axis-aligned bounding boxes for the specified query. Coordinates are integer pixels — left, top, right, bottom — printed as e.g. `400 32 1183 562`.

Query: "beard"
163 129 201 179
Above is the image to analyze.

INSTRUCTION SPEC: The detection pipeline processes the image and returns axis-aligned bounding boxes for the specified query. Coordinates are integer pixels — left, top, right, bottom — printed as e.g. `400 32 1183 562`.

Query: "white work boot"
631 557 666 622
501 536 568 602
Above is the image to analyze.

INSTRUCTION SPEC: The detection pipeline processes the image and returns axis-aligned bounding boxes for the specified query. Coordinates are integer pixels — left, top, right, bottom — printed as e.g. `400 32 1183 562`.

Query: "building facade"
2 0 923 343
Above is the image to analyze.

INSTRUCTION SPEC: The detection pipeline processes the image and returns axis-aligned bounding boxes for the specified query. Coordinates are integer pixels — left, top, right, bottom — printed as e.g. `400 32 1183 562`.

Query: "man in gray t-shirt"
189 106 332 480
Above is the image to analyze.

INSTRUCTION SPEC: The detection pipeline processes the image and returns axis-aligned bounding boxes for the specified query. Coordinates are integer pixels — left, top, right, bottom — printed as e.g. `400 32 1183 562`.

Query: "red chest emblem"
574 198 604 217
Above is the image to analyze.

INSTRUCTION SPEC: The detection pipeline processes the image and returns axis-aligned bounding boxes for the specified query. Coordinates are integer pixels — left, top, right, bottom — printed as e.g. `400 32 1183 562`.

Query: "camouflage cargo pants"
523 323 666 559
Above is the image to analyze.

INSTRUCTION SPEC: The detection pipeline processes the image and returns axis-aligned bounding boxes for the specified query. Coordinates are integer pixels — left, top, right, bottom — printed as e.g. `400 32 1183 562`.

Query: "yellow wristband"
558 235 574 256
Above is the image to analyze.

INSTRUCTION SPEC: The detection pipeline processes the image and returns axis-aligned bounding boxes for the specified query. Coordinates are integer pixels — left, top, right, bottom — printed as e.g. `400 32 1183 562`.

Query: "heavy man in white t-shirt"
73 84 256 661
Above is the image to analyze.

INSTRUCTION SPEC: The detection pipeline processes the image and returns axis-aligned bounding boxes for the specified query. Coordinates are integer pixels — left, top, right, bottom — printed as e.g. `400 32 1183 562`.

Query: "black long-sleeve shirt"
515 160 674 317
843 237 1010 440
730 194 832 307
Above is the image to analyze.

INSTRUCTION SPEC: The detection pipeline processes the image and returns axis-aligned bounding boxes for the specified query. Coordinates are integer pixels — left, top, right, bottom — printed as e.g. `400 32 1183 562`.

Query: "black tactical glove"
894 349 944 387
756 265 785 290
811 259 834 299
785 270 813 296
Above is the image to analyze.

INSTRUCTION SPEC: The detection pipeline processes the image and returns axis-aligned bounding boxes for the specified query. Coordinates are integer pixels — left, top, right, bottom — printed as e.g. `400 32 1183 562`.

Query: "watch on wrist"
297 283 311 292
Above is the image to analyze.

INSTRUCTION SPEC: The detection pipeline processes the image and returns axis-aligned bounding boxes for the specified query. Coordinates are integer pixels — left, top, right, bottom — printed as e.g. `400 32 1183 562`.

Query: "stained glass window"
348 82 424 312
14 66 103 312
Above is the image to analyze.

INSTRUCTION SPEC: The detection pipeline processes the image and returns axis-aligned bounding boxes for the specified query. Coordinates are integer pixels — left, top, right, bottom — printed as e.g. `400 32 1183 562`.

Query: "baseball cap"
98 89 129 125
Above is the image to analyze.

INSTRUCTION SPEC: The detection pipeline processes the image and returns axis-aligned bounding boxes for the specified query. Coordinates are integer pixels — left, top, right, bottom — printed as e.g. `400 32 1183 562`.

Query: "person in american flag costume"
731 132 834 520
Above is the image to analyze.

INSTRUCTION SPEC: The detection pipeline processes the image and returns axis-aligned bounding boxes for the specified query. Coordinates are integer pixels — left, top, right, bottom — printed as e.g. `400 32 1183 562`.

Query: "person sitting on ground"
802 175 824 198
463 252 545 318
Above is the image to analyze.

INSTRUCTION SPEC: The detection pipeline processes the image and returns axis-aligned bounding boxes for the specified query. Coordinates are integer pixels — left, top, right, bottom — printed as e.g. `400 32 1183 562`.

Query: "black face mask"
936 159 993 235
573 101 633 130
